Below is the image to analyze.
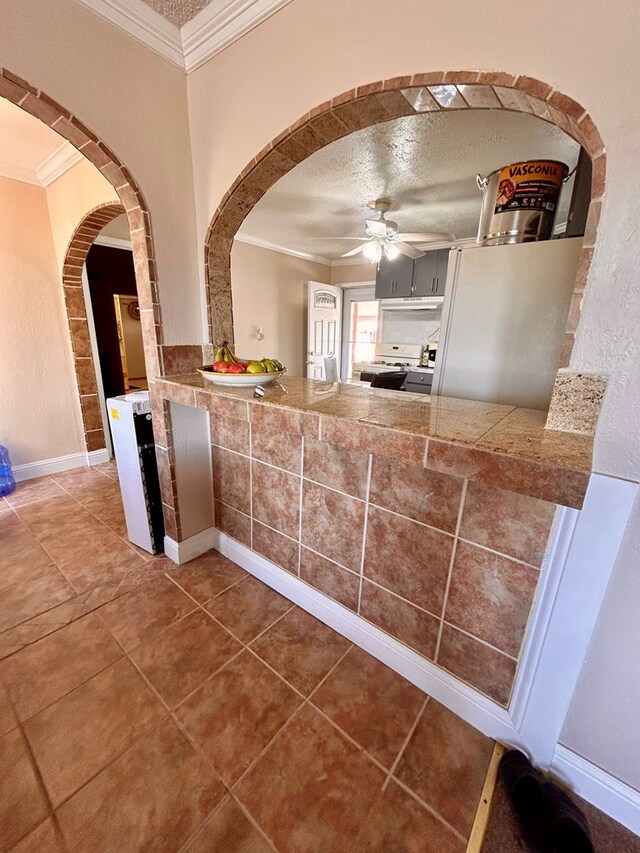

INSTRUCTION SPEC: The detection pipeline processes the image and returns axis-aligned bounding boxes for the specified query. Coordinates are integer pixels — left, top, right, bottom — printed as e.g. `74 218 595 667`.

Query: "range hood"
379 295 444 310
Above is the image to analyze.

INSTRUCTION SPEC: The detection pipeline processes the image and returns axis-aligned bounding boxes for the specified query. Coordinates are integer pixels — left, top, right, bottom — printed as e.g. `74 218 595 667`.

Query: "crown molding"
75 0 185 69
37 143 84 187
0 160 40 186
235 232 482 267
94 235 133 250
0 143 83 188
181 0 294 72
235 232 386 267
234 232 332 266
74 0 292 73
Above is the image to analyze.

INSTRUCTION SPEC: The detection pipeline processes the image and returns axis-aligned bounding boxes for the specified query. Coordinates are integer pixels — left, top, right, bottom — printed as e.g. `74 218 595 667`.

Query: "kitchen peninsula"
153 374 592 509
151 373 594 707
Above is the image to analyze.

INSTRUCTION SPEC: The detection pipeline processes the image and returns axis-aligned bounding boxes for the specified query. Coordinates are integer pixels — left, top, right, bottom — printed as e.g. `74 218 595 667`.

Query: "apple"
228 363 246 374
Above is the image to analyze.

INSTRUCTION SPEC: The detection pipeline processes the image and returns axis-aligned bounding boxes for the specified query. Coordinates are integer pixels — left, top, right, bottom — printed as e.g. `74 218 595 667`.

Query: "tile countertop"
151 374 594 509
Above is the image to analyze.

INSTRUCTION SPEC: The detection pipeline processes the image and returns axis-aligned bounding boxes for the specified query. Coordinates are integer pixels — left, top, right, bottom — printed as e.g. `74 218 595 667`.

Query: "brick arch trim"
204 71 606 368
0 67 180 537
62 202 126 451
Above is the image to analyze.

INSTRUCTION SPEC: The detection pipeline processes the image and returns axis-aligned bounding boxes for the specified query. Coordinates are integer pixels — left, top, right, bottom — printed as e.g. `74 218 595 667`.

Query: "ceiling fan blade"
365 218 388 238
396 232 453 242
395 241 425 259
341 245 367 258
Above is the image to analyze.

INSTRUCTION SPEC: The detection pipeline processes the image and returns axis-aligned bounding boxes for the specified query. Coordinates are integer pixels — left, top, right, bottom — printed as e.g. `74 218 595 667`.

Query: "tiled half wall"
207 403 557 709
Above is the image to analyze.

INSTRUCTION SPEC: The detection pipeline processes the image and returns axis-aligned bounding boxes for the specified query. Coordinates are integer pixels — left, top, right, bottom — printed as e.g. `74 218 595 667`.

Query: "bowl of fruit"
198 342 286 387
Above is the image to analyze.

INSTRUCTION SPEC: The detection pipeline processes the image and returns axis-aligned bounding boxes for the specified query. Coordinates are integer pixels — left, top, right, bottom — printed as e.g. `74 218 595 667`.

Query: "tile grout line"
435 478 468 661
47 474 150 564
299 542 361 577
473 406 518 443
248 421 254 551
231 796 281 853
297 436 304 578
0 682 67 852
305 644 354 703
356 453 373 615
390 772 469 846
383 695 429 792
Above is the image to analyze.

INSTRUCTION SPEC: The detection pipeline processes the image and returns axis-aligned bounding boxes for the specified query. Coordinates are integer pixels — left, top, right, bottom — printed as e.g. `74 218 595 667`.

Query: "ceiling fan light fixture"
384 243 400 260
363 240 383 263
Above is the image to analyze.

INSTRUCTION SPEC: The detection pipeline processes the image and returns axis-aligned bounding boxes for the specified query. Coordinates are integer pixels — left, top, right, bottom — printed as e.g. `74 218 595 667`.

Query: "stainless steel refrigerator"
432 237 582 410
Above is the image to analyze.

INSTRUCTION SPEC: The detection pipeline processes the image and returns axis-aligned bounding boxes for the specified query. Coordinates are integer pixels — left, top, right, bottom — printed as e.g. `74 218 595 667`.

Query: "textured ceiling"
0 98 72 181
140 0 212 26
237 110 580 260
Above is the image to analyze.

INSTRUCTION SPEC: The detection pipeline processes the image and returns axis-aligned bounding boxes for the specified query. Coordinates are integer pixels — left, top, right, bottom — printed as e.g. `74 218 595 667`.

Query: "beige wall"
1 0 201 344
0 176 84 466
231 241 330 375
45 157 119 271
330 263 375 285
186 0 640 795
99 214 131 242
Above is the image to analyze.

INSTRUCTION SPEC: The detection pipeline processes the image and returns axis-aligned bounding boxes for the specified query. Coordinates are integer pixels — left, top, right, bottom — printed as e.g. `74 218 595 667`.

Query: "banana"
224 347 238 364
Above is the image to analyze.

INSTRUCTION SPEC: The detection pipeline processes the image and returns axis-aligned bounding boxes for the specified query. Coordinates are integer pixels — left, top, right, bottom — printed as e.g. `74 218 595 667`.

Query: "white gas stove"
352 343 429 377
373 343 424 367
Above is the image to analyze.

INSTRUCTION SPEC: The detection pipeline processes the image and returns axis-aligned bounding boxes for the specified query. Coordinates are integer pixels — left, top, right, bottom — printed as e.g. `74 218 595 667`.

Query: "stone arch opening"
204 71 605 373
0 67 177 528
62 202 126 451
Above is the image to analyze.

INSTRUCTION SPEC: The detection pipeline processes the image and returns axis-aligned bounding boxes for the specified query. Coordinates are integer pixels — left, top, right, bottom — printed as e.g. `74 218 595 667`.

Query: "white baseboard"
87 448 110 466
13 449 109 482
164 525 219 564
551 745 640 836
212 528 519 746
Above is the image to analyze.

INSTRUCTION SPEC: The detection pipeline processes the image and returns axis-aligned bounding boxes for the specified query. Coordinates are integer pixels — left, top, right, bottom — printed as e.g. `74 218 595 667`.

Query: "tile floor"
0 466 496 851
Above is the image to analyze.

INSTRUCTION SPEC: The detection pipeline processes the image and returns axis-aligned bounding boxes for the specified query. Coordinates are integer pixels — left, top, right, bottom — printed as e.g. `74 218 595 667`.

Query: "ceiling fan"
315 198 454 263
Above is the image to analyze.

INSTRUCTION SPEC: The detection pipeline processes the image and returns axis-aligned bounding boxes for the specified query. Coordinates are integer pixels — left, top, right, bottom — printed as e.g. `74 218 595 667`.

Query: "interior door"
306 282 342 379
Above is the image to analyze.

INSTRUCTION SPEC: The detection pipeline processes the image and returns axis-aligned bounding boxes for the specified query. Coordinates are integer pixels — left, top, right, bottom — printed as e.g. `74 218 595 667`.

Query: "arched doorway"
62 202 126 452
0 67 177 530
204 71 605 375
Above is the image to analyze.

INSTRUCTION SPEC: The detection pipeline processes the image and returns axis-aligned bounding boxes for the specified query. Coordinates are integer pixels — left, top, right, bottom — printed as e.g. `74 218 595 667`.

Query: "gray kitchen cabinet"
376 249 450 299
412 251 438 296
404 370 434 395
433 248 449 296
375 255 414 299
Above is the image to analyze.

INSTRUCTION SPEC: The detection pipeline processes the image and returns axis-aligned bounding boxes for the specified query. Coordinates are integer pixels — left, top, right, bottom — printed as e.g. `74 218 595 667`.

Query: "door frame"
306 281 343 380
339 281 377 379
82 235 134 457
81 265 113 458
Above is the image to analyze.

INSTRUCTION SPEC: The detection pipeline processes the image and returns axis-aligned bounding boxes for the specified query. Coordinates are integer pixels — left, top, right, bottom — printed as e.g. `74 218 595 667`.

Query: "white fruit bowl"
197 366 286 387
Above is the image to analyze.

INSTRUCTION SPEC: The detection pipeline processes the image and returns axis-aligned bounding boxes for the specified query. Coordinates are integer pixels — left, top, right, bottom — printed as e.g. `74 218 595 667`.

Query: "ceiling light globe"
363 241 383 263
385 243 400 260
